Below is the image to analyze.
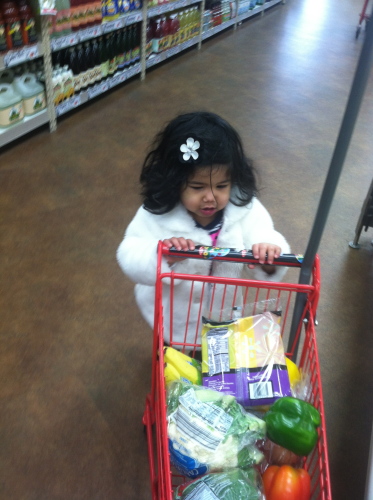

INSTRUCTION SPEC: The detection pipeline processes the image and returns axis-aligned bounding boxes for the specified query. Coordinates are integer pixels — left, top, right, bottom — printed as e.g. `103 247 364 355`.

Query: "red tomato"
262 465 311 500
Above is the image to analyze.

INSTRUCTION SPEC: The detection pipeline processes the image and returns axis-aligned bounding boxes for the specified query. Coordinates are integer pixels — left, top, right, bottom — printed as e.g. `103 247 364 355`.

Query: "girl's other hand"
248 243 281 271
163 238 196 266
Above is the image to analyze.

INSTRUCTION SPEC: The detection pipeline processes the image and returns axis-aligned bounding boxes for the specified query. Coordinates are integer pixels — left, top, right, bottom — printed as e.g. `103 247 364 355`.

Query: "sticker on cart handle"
198 246 230 259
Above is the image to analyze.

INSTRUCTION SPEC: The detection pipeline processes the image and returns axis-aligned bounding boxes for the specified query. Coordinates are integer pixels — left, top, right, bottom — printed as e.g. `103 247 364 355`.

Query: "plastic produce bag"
174 468 265 500
167 381 266 478
201 305 292 408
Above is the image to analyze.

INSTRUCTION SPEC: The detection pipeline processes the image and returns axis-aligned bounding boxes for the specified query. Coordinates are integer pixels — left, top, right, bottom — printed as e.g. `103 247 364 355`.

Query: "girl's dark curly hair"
140 111 258 214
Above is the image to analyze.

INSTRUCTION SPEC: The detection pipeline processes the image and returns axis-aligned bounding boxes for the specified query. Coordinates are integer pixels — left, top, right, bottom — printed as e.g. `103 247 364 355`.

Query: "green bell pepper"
264 396 321 456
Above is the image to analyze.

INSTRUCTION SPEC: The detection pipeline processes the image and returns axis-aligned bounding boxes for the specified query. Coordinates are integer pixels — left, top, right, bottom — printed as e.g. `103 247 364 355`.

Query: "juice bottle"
145 19 153 58
93 0 102 25
193 6 200 37
85 0 96 27
131 23 140 63
68 46 81 92
3 1 23 49
125 25 132 66
18 0 38 44
0 11 8 53
90 37 100 82
107 33 116 75
77 43 88 90
70 0 80 31
84 41 94 85
99 35 109 80
178 9 186 44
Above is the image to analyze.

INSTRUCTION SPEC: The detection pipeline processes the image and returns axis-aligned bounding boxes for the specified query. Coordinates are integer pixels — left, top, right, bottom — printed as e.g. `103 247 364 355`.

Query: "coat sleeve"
116 207 171 286
241 198 291 282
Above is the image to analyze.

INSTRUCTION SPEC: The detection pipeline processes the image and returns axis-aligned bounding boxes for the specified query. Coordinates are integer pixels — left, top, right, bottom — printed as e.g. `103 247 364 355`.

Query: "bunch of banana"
164 346 202 386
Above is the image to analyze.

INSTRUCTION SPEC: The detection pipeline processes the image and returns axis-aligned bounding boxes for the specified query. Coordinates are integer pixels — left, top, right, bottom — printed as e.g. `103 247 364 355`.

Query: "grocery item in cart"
201 308 292 408
166 381 266 478
174 468 265 500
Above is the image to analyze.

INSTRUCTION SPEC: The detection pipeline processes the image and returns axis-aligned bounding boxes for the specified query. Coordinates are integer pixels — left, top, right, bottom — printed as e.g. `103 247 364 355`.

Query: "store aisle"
1 0 373 498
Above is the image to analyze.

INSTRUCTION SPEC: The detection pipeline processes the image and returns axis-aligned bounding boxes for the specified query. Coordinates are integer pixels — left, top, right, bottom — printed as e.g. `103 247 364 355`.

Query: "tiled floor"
1 0 373 498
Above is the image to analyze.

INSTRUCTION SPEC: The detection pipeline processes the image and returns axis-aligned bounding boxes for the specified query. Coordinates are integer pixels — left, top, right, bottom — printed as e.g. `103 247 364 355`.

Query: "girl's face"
180 165 231 226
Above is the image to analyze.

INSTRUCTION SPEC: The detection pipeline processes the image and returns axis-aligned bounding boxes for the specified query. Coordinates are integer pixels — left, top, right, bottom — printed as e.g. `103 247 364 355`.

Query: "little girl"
117 111 290 346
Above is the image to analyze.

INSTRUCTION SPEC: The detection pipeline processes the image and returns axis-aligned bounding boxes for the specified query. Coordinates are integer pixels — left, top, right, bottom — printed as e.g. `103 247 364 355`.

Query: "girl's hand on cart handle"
249 243 282 272
163 237 196 266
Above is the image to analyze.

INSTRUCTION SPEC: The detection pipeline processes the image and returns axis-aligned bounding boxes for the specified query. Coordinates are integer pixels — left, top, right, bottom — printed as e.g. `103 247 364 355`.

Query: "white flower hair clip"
180 137 201 163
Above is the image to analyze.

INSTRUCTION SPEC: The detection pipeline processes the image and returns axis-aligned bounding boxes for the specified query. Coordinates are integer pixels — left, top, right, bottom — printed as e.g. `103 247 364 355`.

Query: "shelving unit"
0 0 282 148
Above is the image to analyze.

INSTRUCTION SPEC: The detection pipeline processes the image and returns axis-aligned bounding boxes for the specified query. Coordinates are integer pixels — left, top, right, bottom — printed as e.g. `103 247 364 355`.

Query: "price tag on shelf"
50 33 79 51
55 94 82 116
87 82 105 100
167 46 179 58
118 71 127 82
4 44 40 67
125 12 142 25
79 25 102 42
102 18 123 33
109 74 121 88
148 6 161 17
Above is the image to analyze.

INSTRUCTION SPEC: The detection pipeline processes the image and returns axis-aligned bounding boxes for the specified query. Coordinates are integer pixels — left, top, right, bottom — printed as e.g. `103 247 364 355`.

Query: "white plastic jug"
12 74 46 116
0 69 15 84
0 84 24 128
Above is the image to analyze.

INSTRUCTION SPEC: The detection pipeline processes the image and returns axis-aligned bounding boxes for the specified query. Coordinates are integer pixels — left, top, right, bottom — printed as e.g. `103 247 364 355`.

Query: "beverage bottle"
125 26 132 66
70 0 80 31
77 43 88 90
116 29 125 70
0 11 8 52
84 41 95 85
85 0 96 26
193 6 200 37
99 35 109 79
62 64 74 97
18 0 38 44
3 1 23 49
91 37 101 83
93 0 102 24
106 33 116 75
145 19 153 58
152 17 162 53
159 16 168 51
68 46 81 92
132 23 140 63
169 12 179 47
178 9 185 44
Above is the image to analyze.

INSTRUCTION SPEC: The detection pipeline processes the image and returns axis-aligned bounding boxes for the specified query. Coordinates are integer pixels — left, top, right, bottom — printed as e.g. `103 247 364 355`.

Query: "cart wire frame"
143 242 332 500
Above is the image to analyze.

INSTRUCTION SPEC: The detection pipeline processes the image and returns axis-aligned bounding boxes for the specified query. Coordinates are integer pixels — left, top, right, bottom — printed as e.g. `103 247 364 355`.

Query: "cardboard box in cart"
143 243 332 500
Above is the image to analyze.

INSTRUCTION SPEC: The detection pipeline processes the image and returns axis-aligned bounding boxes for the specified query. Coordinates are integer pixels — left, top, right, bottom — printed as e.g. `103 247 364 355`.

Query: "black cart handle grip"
163 245 304 267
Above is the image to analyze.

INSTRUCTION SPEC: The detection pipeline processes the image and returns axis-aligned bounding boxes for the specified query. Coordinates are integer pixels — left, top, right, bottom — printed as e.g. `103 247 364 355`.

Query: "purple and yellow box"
201 312 292 408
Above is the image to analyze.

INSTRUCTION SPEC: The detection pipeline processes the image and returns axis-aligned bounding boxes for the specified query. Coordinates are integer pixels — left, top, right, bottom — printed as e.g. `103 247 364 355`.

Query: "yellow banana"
164 363 181 385
164 346 202 371
164 347 202 385
285 357 301 389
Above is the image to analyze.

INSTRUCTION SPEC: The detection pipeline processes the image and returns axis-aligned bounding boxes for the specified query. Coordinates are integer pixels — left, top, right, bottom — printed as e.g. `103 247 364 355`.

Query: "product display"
0 0 37 50
0 62 45 127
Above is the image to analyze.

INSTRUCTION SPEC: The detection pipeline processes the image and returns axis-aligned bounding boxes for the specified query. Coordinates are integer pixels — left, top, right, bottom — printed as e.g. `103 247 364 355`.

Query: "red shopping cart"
356 0 371 39
143 242 332 500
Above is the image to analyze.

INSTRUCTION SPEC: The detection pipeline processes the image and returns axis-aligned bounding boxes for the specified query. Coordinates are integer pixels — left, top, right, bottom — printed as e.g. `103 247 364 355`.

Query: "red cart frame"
143 242 332 500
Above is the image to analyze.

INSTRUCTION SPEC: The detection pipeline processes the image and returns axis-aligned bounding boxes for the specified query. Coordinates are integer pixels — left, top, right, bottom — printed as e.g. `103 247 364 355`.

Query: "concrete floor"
1 0 373 498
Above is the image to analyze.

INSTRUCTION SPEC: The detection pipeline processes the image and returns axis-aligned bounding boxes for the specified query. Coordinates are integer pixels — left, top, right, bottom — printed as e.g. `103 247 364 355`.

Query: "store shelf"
237 4 264 23
202 18 236 40
148 0 201 18
263 0 282 10
50 12 143 52
55 62 141 117
0 42 44 71
0 109 49 148
146 36 199 68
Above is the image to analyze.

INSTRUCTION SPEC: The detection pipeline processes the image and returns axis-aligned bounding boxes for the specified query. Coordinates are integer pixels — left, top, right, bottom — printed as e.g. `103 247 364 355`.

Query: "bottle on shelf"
17 0 38 44
13 71 46 115
68 45 82 92
116 28 125 71
130 23 140 63
84 41 95 86
169 12 179 47
124 25 131 66
0 10 8 52
152 17 162 53
70 0 81 32
99 35 109 80
178 9 186 45
53 0 71 37
77 42 89 90
62 64 74 98
107 33 117 76
91 37 101 83
0 82 24 128
145 19 154 59
3 0 23 50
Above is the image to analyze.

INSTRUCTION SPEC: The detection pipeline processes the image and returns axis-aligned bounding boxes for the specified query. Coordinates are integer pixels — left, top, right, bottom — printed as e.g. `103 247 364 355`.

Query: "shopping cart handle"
163 245 304 267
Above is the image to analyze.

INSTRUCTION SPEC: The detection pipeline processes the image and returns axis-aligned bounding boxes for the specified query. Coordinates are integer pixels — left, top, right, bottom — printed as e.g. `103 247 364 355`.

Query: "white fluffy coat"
117 198 290 345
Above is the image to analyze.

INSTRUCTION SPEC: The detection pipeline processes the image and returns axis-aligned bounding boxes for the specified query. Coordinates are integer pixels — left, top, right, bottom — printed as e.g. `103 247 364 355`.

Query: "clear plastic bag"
201 300 292 409
174 468 265 500
166 381 266 478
